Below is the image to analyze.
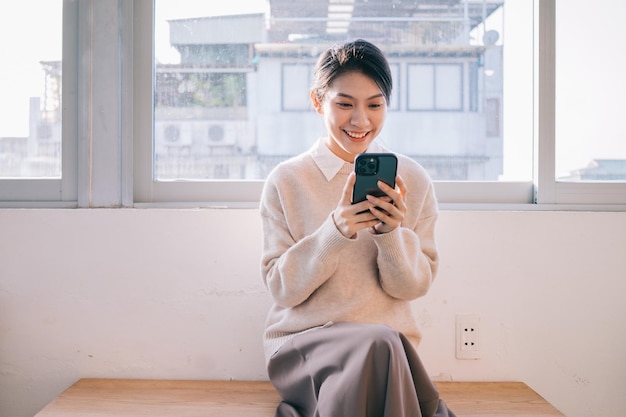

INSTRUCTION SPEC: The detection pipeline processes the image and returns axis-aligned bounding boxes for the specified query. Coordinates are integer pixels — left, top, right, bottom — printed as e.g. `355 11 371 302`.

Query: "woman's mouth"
344 129 369 141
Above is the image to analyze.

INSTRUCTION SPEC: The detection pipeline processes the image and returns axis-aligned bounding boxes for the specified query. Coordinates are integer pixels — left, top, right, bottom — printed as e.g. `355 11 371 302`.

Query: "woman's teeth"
345 130 367 139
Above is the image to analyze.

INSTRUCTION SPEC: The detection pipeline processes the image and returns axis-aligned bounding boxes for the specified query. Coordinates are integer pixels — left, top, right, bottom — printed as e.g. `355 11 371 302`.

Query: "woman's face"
311 71 387 162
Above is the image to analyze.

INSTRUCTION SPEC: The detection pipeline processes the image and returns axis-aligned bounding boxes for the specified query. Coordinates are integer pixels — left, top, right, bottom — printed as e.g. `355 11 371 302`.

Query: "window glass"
154 0 532 182
408 64 463 111
435 65 463 110
0 1 62 178
282 64 312 111
388 64 400 111
555 0 626 181
408 65 435 110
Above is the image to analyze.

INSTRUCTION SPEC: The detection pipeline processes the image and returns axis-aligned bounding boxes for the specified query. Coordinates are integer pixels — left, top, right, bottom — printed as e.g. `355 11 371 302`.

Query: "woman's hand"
333 172 381 239
366 175 407 234
333 173 408 238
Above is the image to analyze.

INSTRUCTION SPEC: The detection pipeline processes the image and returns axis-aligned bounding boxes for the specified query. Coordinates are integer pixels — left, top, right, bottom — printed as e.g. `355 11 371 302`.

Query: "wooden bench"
34 379 565 417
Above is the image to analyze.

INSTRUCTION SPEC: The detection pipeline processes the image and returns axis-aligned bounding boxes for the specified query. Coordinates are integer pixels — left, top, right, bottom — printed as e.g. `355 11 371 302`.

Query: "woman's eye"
337 102 352 108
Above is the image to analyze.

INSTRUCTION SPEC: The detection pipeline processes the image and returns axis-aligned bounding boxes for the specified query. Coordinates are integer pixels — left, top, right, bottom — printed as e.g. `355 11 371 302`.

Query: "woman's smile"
344 129 370 141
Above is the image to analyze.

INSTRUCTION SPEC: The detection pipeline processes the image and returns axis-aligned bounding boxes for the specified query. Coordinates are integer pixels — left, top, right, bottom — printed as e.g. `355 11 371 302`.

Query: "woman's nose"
351 106 369 126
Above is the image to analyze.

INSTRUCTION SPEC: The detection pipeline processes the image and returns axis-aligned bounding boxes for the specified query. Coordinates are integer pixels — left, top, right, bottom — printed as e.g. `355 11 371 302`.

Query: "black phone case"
352 153 398 204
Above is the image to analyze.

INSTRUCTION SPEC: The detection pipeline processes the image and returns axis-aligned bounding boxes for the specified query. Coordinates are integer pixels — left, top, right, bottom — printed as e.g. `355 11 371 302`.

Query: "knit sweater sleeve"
371 169 439 300
259 165 353 308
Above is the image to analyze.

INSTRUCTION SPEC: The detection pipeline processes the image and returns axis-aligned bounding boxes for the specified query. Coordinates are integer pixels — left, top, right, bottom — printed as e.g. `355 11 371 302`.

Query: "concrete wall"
1 209 625 417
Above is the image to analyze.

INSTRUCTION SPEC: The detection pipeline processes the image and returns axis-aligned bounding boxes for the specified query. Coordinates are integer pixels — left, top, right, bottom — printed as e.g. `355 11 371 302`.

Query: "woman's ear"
310 91 324 114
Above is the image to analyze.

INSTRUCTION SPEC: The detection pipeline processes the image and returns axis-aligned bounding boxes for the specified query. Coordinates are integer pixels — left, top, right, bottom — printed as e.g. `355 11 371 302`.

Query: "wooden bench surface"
35 379 564 417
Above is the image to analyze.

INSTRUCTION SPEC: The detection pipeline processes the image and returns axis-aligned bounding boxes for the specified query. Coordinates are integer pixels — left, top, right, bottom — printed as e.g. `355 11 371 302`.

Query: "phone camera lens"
357 156 379 175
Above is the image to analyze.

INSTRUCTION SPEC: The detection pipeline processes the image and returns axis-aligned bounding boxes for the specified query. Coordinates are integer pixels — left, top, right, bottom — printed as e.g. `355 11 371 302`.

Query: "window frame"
132 0 626 209
2 0 625 210
0 0 77 206
134 0 539 207
407 63 464 112
533 0 626 208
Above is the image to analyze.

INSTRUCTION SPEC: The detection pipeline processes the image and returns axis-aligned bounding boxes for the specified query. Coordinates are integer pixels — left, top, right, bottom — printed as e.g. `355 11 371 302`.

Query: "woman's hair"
311 39 393 105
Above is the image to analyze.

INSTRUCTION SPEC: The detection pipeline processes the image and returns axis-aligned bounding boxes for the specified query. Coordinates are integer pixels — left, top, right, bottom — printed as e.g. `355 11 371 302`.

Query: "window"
3 1 625 208
554 0 626 183
485 98 500 137
408 65 435 111
407 64 464 111
0 1 62 179
151 1 507 186
282 64 313 111
0 0 76 204
134 0 626 207
139 0 533 205
388 64 400 111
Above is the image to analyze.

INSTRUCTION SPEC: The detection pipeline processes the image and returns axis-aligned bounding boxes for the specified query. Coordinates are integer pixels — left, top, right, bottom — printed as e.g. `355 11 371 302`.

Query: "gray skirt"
268 322 456 417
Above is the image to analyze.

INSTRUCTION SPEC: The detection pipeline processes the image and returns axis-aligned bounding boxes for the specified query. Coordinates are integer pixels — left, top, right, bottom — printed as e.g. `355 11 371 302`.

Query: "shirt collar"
310 138 384 181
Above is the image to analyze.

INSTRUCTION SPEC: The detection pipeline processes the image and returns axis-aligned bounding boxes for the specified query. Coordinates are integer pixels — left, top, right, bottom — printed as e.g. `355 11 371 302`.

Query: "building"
155 0 505 180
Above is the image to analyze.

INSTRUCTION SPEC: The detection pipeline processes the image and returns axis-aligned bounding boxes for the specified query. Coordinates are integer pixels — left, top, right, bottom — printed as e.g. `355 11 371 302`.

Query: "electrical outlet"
456 314 480 360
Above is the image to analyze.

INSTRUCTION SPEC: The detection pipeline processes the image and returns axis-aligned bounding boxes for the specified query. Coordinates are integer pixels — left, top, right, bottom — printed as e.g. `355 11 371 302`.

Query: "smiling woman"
258 39 456 416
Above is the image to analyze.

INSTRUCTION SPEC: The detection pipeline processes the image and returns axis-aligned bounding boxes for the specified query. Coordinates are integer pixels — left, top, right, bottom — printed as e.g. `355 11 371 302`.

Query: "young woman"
259 39 455 417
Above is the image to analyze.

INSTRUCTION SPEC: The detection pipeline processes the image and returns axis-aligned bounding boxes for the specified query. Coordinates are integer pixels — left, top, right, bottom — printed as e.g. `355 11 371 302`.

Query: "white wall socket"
456 314 481 360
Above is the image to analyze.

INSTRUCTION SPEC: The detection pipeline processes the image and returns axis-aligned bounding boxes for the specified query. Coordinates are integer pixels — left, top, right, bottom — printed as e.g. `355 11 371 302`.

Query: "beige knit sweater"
259 139 439 363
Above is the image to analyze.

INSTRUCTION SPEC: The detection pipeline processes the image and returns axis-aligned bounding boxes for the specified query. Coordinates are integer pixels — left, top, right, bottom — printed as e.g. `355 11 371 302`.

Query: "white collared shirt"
309 138 386 181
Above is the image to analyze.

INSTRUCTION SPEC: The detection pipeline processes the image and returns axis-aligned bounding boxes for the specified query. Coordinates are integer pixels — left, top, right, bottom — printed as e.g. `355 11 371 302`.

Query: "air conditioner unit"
206 122 245 147
204 121 248 155
208 124 226 142
157 123 192 147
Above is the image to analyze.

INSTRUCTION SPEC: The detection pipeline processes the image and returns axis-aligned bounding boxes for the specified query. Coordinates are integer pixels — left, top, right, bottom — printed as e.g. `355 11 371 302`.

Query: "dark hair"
311 39 392 105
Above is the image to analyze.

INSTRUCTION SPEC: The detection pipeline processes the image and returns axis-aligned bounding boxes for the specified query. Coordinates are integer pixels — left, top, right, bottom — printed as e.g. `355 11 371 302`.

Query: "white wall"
1 209 625 417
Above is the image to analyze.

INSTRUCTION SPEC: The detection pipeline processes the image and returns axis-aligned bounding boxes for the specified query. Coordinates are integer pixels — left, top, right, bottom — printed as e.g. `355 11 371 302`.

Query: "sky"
0 1 62 138
1 0 625 176
155 0 268 64
553 0 626 175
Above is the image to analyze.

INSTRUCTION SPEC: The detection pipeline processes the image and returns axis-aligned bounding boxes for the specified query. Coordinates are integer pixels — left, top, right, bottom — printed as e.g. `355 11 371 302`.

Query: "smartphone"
352 153 398 204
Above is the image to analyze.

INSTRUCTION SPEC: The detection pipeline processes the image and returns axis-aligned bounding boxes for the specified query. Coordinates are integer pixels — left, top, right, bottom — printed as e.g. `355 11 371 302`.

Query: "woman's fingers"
366 175 408 234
